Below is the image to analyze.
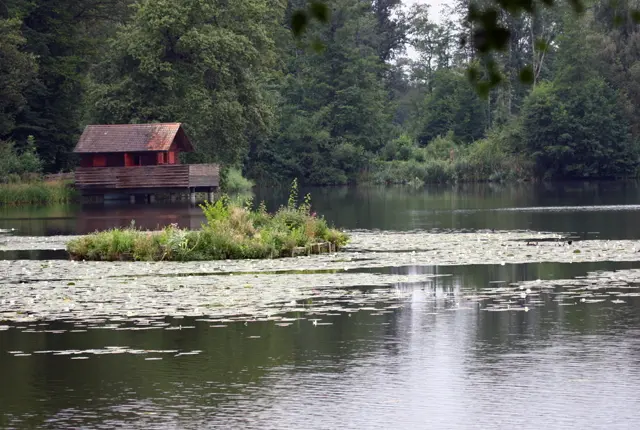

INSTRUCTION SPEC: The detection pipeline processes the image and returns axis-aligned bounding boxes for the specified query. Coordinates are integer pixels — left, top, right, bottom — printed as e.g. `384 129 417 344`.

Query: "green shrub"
0 137 43 182
221 167 254 194
370 123 533 185
423 131 460 161
381 134 415 161
0 138 71 206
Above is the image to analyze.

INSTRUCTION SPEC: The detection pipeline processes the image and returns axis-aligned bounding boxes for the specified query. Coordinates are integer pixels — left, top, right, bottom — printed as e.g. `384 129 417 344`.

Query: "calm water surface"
3 181 640 238
2 182 640 429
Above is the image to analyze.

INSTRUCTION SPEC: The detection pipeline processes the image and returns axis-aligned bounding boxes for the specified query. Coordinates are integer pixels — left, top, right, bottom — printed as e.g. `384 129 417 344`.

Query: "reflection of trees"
0 203 207 235
4 181 640 237
75 204 205 234
253 182 640 238
0 249 66 260
0 311 402 426
0 205 79 236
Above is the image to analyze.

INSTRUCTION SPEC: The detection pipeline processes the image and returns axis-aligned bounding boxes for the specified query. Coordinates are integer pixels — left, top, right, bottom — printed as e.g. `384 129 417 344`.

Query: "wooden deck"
75 164 219 192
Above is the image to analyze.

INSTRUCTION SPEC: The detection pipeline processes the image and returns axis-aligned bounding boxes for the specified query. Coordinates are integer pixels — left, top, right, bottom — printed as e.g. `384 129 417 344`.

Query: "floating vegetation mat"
0 271 426 323
4 229 640 268
2 264 640 331
2 229 640 324
473 268 640 315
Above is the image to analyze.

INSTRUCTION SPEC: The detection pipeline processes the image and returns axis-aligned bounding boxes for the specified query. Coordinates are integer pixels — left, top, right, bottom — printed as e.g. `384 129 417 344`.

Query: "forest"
2 0 640 185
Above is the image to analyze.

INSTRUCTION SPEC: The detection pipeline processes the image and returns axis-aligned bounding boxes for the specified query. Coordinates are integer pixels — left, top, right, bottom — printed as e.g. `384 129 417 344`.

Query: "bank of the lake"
0 166 254 207
6 229 640 269
0 180 77 206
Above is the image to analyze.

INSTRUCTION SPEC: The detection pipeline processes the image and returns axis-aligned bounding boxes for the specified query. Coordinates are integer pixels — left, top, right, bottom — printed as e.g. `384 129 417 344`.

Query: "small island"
66 181 348 261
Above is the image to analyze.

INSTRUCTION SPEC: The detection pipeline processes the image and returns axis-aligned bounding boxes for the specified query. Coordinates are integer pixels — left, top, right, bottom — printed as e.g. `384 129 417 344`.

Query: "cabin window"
80 156 92 168
93 155 106 167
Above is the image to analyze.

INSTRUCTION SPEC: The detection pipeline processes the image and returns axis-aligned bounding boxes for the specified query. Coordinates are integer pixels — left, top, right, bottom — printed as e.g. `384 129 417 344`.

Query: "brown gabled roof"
73 123 194 153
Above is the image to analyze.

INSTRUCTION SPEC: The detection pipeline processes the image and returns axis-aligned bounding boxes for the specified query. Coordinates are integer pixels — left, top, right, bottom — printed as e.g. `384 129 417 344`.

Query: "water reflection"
4 182 640 238
0 203 206 236
2 261 640 428
268 182 640 238
0 249 68 260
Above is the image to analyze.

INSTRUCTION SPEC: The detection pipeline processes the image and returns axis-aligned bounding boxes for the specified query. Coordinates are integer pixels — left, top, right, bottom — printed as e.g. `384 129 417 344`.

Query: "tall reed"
0 180 77 206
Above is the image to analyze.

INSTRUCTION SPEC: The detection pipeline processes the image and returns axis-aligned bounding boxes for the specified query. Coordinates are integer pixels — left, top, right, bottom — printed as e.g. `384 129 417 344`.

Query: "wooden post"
149 194 156 204
170 193 177 203
129 195 135 204
190 189 196 205
208 188 215 202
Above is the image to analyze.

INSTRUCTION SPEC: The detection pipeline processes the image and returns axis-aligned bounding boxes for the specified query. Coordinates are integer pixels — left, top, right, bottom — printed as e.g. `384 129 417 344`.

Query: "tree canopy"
1 0 640 183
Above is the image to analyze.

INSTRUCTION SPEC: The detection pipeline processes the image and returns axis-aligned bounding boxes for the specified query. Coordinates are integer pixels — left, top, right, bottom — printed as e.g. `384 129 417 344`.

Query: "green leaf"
309 1 330 23
519 65 535 84
467 64 480 84
488 69 503 86
475 82 492 99
291 10 308 37
466 65 480 82
613 14 624 27
567 0 585 13
310 38 326 52
534 39 549 52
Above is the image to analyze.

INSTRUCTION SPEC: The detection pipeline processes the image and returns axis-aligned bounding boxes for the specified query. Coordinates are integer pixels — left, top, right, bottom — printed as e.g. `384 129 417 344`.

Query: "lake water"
2 182 640 429
4 181 640 238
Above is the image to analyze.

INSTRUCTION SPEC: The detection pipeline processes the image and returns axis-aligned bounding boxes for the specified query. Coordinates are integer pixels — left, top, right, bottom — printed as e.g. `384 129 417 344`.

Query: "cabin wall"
169 141 180 165
80 154 124 167
79 154 119 167
78 140 183 169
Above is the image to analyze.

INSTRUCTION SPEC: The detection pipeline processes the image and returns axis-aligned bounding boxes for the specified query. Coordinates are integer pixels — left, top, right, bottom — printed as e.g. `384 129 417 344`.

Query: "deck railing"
75 164 219 190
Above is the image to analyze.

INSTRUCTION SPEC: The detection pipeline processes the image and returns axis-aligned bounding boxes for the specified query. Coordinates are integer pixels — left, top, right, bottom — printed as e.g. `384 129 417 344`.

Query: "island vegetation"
2 0 640 190
66 180 348 261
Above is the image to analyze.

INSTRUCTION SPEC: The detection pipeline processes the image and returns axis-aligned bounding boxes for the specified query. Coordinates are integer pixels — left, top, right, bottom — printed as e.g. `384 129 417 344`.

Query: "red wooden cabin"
75 123 192 168
73 123 219 201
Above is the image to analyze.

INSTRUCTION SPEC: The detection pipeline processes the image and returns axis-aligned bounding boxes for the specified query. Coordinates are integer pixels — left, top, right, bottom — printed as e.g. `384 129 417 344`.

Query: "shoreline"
4 229 640 268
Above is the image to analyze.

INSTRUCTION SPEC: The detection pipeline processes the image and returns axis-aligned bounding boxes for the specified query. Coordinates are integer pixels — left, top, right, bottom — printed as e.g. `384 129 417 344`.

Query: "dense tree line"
1 0 640 183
